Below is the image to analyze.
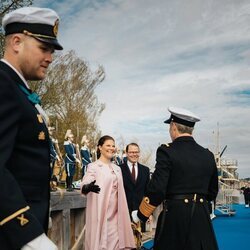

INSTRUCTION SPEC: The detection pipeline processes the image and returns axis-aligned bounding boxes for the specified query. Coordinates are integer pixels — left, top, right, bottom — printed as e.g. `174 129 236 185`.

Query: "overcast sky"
34 0 250 177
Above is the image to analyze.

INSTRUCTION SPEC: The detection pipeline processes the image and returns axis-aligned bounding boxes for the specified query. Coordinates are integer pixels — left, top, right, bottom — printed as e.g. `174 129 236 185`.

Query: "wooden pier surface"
49 190 86 250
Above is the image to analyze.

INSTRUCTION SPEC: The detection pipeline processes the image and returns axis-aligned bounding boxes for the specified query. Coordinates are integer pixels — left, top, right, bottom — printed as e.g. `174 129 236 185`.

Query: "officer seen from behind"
132 107 219 250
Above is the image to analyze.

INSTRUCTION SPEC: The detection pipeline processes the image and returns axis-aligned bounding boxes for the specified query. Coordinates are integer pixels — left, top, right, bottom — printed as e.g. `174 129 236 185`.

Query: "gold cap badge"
53 19 59 37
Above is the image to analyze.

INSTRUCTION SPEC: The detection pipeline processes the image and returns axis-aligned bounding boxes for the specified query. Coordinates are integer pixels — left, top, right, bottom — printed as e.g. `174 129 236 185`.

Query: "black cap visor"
35 37 63 50
164 114 195 127
5 22 63 50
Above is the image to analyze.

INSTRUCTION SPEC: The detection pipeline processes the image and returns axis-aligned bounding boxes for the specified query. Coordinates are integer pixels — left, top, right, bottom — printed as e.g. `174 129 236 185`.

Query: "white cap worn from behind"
164 106 200 127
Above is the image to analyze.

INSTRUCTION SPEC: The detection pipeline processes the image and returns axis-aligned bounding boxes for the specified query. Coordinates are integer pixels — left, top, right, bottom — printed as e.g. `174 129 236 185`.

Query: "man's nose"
46 52 53 63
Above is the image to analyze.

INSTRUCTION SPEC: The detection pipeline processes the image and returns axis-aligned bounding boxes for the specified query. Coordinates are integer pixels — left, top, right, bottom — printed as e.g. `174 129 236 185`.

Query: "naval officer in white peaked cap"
133 106 219 250
0 6 63 250
164 106 200 127
2 6 63 50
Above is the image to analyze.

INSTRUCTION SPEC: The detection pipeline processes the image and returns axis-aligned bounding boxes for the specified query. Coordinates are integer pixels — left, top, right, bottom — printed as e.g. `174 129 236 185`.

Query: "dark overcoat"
120 162 150 213
0 61 50 249
138 136 219 250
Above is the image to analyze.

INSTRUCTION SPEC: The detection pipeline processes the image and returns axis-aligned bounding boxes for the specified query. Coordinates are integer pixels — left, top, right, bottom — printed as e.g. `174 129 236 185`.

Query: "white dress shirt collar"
127 160 138 179
1 59 30 89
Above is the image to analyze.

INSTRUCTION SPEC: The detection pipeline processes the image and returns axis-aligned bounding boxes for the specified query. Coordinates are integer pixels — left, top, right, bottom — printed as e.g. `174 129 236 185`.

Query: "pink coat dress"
81 160 135 250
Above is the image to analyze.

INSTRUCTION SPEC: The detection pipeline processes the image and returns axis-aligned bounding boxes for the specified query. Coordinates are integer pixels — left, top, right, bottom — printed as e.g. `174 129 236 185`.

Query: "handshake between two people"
81 180 101 195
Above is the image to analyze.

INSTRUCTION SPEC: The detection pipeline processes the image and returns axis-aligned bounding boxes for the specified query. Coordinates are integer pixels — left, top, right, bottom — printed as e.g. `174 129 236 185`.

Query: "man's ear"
172 122 179 135
11 34 23 53
172 122 177 130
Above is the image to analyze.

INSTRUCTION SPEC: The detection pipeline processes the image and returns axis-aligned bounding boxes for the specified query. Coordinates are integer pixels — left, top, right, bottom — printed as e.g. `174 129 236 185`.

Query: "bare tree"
30 50 105 150
140 148 154 170
0 0 33 57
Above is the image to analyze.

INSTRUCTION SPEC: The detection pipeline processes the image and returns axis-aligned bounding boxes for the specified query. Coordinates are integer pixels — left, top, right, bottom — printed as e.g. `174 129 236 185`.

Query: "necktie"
131 163 136 181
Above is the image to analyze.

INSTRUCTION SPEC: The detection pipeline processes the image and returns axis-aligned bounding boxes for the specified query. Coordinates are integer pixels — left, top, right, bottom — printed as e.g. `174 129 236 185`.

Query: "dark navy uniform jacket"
120 162 150 213
49 138 58 162
138 136 218 250
0 61 50 250
80 146 92 166
64 141 77 164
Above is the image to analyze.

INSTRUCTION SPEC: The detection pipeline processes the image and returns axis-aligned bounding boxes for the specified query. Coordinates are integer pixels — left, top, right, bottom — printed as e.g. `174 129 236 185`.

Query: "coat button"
184 199 189 203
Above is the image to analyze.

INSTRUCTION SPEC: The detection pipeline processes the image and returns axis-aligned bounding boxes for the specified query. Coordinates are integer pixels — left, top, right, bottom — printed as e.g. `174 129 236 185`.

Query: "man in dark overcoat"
119 143 150 231
241 183 250 207
0 7 63 250
132 106 219 250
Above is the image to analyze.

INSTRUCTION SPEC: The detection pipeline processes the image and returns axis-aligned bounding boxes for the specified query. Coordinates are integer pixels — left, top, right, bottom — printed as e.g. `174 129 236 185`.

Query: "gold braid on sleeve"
139 197 156 218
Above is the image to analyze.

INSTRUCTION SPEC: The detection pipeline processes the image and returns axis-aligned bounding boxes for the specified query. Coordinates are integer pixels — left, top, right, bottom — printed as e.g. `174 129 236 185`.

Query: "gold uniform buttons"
38 131 45 140
37 114 43 123
184 199 189 203
200 198 204 203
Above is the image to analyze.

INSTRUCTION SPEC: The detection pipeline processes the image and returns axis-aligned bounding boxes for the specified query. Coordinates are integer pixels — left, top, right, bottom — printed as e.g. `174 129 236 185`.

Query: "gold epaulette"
0 206 30 226
161 143 171 147
139 197 156 218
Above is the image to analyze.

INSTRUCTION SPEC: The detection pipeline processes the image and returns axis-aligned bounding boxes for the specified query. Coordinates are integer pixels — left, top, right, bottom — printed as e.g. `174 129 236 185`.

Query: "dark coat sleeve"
207 151 219 201
144 165 150 193
138 145 172 221
146 145 171 205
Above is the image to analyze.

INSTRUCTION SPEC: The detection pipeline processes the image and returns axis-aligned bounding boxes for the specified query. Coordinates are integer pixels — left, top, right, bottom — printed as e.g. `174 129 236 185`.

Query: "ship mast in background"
213 122 240 216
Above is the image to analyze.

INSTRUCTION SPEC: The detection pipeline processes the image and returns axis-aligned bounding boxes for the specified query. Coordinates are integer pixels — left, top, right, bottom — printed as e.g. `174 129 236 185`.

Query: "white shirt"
127 160 138 180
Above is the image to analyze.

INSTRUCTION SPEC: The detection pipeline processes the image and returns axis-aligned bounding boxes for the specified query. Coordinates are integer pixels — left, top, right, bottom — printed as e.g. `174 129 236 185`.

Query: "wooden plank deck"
49 190 86 250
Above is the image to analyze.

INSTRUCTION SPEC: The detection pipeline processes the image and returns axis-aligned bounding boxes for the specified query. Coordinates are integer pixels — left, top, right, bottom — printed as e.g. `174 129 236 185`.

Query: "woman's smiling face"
99 139 115 160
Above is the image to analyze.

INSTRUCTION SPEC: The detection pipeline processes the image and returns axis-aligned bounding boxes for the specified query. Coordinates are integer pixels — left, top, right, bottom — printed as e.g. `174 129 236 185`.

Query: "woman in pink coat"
81 135 135 250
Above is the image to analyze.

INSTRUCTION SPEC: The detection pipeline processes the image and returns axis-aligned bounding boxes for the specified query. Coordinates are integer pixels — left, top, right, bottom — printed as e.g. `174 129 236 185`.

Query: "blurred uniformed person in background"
64 130 81 191
80 135 92 177
48 125 62 191
132 107 219 250
48 126 62 178
0 6 63 250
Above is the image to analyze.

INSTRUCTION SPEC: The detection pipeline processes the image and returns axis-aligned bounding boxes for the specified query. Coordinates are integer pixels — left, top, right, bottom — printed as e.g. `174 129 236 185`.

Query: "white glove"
131 210 140 223
76 158 81 164
21 233 58 250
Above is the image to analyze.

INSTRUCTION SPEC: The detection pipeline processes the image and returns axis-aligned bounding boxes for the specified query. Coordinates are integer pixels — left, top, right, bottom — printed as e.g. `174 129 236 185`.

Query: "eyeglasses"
127 151 140 154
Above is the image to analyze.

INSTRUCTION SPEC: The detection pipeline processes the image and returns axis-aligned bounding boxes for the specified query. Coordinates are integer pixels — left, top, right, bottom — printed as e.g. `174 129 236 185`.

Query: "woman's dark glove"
81 180 100 194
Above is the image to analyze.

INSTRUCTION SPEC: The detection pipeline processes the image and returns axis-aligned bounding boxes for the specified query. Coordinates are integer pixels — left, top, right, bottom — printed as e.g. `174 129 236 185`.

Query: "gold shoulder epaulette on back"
161 143 171 148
